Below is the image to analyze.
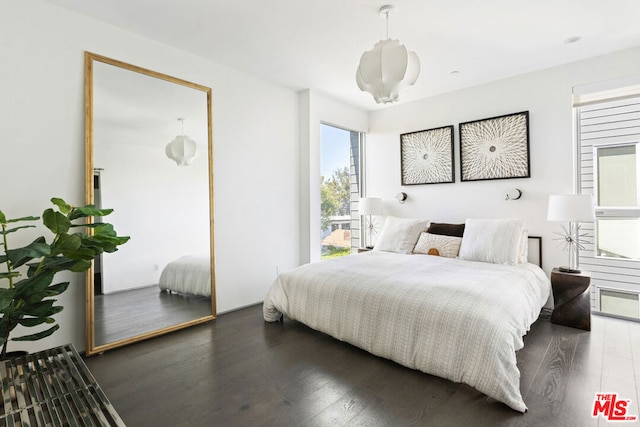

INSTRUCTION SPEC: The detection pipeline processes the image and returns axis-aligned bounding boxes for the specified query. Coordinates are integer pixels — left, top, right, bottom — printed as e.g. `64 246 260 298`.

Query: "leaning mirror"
84 52 215 355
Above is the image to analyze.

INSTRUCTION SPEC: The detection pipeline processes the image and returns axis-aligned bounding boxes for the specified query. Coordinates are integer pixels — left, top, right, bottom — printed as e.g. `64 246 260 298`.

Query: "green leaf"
12 324 60 342
0 210 5 223
7 216 39 224
68 259 92 272
90 224 130 253
14 271 55 302
26 256 92 276
0 224 37 235
27 256 75 276
50 233 81 256
46 282 70 296
42 209 71 234
0 271 21 280
69 205 113 220
94 223 116 235
17 317 52 327
50 198 72 215
0 288 16 311
18 300 62 317
59 245 96 261
6 237 50 268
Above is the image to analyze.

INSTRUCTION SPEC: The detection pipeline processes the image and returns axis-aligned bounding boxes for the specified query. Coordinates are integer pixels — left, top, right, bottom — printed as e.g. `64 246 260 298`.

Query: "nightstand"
358 247 372 253
550 268 591 331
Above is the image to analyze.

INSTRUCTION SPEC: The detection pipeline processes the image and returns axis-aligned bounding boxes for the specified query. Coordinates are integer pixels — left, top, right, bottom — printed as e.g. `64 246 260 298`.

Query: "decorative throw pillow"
426 222 465 238
373 216 428 254
458 218 524 265
413 233 462 258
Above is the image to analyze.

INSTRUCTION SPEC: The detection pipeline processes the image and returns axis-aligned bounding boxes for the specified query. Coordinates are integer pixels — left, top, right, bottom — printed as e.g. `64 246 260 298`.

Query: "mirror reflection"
85 52 215 355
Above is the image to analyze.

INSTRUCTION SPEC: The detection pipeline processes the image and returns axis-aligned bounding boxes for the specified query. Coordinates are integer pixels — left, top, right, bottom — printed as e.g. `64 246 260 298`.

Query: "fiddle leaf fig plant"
0 198 129 359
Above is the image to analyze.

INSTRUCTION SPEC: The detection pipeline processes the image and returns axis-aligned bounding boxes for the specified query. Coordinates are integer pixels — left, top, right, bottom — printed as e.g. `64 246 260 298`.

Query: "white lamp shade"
166 135 197 166
360 197 384 215
547 194 596 222
356 39 420 104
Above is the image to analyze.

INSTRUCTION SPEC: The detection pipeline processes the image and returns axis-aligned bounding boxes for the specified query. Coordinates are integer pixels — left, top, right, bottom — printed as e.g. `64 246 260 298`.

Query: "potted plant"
0 197 129 359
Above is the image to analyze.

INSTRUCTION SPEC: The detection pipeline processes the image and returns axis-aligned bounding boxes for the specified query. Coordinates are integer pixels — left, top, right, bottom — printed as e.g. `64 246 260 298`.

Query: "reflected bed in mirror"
85 52 215 355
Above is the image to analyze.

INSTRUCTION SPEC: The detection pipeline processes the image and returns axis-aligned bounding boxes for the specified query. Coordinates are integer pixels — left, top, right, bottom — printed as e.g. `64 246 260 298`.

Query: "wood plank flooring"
83 304 640 426
94 285 211 345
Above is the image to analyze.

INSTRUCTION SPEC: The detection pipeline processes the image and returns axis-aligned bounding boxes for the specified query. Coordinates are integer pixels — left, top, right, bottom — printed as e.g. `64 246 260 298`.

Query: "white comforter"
263 251 550 412
159 255 211 297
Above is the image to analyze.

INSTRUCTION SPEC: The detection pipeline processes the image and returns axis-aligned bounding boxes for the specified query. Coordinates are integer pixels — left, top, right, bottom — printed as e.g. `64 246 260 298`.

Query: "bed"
158 254 212 297
263 217 551 412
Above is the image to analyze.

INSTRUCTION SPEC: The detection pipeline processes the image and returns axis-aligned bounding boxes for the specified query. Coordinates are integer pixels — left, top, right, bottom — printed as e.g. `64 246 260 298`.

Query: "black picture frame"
459 111 530 182
400 125 454 185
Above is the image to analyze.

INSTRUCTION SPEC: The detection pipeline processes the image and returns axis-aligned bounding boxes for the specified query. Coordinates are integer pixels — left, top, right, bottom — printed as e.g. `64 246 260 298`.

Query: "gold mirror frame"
84 52 215 355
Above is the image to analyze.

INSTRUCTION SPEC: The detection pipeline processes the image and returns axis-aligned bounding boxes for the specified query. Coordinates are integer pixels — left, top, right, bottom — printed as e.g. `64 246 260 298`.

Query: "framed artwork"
459 111 530 182
400 125 454 185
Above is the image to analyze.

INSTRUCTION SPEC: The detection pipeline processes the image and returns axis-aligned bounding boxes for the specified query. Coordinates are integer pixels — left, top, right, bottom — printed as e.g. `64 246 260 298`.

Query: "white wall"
299 90 368 263
0 1 299 352
366 46 640 275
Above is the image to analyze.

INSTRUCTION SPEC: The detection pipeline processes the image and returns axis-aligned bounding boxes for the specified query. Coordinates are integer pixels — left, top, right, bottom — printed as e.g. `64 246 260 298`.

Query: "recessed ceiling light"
564 36 581 44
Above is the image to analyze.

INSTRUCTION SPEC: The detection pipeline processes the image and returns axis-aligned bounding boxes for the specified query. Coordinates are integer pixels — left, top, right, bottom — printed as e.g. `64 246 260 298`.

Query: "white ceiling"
46 0 640 111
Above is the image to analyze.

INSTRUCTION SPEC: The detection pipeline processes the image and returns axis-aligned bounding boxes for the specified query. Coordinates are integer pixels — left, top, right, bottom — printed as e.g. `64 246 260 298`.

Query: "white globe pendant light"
356 5 420 104
166 118 196 166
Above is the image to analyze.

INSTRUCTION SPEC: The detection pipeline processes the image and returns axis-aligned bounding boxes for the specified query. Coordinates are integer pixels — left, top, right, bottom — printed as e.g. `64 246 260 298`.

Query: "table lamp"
547 194 595 273
360 197 383 248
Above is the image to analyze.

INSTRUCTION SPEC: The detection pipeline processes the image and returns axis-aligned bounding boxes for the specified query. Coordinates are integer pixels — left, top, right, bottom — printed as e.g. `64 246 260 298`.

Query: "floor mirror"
84 52 215 355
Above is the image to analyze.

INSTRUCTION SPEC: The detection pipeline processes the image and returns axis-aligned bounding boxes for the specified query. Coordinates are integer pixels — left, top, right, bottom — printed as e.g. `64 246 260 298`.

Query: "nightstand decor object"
547 194 595 274
551 268 591 331
360 197 383 248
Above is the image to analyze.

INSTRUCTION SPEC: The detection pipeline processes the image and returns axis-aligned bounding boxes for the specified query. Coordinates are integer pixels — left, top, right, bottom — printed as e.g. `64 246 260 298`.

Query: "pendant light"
356 5 420 104
166 118 196 166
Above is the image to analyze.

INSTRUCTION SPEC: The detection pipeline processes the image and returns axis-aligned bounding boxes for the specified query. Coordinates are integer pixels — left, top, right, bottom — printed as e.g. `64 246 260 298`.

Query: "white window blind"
578 94 640 313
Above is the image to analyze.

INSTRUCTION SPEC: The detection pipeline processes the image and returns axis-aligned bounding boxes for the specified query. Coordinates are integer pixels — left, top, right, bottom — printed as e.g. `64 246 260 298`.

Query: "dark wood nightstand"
551 268 591 331
357 247 372 253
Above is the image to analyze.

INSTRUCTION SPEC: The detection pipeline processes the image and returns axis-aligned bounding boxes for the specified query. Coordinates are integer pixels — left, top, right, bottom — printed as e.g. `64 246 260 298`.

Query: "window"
594 143 640 260
577 86 640 320
599 288 640 320
320 124 364 259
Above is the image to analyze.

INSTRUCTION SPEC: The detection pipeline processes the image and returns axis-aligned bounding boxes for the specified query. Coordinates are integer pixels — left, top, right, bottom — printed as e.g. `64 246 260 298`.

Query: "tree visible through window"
320 124 362 259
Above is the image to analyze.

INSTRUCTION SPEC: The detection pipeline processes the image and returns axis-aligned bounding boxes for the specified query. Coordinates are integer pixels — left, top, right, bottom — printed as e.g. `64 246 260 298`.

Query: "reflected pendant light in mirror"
166 118 197 166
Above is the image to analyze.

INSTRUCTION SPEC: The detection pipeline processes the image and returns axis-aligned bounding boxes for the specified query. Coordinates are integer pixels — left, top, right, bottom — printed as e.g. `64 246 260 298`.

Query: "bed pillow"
426 222 465 238
458 218 524 265
413 232 462 258
517 229 529 264
373 216 428 254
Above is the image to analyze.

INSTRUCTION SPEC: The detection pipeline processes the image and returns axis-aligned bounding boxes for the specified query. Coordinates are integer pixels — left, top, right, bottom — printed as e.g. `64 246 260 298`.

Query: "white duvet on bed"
159 255 211 297
263 251 550 412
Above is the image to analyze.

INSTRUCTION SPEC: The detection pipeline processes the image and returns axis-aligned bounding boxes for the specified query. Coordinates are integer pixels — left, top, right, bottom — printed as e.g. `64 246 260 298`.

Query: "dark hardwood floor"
83 304 640 426
94 285 211 345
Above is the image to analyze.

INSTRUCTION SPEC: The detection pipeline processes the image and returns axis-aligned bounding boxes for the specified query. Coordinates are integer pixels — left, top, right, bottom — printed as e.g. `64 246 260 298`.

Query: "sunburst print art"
459 111 530 181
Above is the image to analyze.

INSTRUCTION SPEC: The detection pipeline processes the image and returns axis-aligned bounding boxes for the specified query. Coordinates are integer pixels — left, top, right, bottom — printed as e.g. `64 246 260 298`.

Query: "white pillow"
458 218 524 265
413 233 462 258
373 216 428 254
517 229 529 264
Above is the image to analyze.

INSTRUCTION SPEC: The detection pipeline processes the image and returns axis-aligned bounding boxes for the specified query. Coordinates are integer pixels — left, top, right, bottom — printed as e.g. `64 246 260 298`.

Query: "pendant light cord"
385 10 389 40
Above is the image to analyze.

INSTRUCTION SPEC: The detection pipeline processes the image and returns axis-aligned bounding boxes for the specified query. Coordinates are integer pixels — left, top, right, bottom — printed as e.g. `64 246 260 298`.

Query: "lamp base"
558 266 581 274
